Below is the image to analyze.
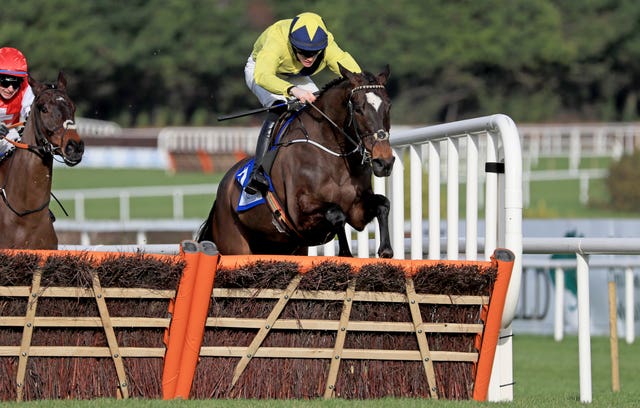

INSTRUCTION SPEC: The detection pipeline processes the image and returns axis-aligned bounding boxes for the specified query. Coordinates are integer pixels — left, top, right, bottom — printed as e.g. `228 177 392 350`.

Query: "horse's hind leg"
325 205 352 257
211 200 253 255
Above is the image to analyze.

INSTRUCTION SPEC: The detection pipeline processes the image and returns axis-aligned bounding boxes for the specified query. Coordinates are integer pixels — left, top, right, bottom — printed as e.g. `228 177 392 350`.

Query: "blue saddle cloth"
235 159 273 212
234 112 300 212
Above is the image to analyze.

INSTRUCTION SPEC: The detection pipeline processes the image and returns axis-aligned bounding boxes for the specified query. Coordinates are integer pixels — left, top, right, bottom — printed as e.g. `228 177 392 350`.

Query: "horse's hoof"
378 248 393 258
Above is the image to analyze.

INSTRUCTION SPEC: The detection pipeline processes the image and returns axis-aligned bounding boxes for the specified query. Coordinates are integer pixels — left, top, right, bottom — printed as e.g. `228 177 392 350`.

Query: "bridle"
0 87 77 217
25 87 79 162
286 83 390 164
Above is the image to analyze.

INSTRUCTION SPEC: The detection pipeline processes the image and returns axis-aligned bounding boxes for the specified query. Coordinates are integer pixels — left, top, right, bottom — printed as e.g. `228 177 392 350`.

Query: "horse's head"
28 72 84 166
339 64 395 177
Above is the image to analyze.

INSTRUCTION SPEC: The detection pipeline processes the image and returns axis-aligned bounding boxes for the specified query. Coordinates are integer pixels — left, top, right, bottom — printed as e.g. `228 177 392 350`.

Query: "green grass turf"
1 335 638 407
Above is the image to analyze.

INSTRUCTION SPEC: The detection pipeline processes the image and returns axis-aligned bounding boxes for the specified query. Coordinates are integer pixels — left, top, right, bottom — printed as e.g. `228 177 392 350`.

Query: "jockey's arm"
253 47 295 98
324 41 361 75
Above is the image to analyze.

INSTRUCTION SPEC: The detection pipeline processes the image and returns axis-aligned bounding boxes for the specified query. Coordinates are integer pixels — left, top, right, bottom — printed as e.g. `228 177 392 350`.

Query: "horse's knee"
375 195 391 217
325 206 347 227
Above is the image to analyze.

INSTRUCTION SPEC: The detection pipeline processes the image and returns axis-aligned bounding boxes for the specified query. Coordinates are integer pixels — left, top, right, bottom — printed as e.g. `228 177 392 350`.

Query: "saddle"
261 111 292 177
234 111 302 237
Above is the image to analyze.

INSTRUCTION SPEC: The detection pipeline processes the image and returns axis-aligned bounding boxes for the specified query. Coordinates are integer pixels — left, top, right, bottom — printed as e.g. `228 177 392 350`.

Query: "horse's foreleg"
372 194 393 258
325 205 352 257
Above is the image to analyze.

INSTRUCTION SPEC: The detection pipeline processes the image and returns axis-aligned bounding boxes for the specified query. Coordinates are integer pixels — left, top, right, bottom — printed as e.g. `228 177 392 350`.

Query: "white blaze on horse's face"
365 92 383 112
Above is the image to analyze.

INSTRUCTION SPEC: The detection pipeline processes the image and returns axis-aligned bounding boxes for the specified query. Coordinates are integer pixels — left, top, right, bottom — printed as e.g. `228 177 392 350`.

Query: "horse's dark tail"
196 200 216 242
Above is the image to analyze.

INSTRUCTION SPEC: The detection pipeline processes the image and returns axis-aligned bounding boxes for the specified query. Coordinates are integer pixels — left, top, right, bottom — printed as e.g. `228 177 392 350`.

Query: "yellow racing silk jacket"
251 18 361 97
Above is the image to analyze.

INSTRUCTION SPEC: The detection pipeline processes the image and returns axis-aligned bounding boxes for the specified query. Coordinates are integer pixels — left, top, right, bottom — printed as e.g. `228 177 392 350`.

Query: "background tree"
2 0 639 126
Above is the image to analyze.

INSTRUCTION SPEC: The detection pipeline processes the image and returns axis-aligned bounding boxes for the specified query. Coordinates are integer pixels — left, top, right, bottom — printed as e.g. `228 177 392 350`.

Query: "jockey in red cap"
0 47 34 159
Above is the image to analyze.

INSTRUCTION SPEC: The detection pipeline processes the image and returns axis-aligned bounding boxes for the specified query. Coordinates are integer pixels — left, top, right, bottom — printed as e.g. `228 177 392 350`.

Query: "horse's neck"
311 89 362 152
315 88 349 126
2 119 53 200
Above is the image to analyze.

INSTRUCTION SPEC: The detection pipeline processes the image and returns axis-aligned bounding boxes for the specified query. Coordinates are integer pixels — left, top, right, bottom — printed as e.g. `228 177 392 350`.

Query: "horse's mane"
320 76 347 94
318 70 379 96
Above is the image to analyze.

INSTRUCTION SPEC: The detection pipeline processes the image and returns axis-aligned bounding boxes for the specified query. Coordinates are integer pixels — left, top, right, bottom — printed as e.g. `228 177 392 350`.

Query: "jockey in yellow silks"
243 12 361 196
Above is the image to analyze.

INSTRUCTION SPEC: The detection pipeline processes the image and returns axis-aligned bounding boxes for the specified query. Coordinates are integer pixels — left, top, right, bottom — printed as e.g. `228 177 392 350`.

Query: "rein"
0 148 52 216
287 84 388 163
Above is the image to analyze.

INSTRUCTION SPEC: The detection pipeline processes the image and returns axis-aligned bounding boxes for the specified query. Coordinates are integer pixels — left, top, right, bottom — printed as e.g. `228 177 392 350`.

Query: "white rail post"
489 115 522 403
569 128 581 171
374 175 386 257
465 134 479 260
484 133 498 259
577 252 592 403
136 231 147 245
625 267 635 344
74 192 85 221
446 138 459 260
391 148 405 259
579 175 589 205
119 191 130 221
428 141 441 260
409 144 423 260
173 190 184 219
323 240 335 256
554 267 565 341
356 225 369 258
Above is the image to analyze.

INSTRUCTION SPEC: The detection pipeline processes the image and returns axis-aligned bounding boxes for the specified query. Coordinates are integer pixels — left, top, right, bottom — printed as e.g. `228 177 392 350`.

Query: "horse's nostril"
65 140 85 158
372 158 394 177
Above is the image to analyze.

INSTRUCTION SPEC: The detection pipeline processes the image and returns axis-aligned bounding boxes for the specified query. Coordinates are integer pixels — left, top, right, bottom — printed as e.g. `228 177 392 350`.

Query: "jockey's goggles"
293 47 322 58
0 75 22 89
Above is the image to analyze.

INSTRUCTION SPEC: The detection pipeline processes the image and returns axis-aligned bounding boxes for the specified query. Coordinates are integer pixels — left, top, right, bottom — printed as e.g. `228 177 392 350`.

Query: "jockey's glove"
287 99 305 112
0 123 8 138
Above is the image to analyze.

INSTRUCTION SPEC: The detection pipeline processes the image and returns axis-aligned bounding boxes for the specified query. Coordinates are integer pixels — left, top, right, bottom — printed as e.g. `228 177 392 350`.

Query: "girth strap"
264 191 303 239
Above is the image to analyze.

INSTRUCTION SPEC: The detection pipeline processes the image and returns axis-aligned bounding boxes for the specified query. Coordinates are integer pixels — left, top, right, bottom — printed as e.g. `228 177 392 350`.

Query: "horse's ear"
377 65 390 86
338 63 356 82
56 71 67 91
28 75 45 95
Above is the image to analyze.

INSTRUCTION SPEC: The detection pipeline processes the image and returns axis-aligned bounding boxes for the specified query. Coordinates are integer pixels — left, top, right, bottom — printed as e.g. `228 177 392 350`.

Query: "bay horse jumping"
0 72 84 249
197 65 395 257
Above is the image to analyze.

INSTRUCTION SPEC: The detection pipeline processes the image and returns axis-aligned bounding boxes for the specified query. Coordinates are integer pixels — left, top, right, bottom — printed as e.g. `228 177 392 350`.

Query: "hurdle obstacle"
0 241 513 401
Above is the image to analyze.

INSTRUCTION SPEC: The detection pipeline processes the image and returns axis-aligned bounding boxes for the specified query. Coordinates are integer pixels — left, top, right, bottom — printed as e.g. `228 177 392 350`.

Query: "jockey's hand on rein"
287 99 305 112
289 86 317 105
0 123 8 138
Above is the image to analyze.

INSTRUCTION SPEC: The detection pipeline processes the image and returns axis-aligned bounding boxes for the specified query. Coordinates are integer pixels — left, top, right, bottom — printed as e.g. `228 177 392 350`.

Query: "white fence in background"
156 122 640 162
54 184 218 221
76 117 122 136
56 219 203 246
522 238 640 403
523 168 608 206
52 168 606 218
519 122 640 168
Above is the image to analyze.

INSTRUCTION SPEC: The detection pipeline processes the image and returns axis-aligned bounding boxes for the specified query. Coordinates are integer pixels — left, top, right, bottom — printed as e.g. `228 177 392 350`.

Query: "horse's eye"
38 104 48 114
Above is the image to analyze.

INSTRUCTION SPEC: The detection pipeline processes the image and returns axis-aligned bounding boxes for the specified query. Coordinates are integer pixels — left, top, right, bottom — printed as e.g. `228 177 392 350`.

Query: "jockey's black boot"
245 111 278 195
